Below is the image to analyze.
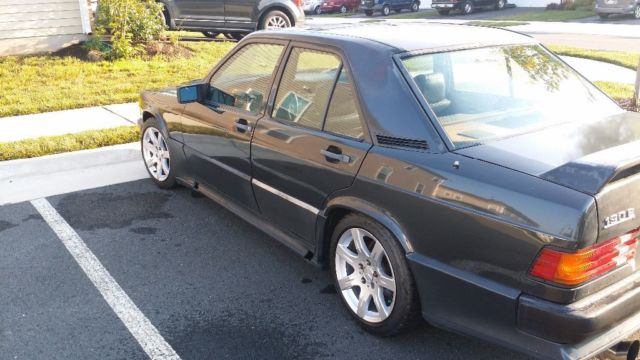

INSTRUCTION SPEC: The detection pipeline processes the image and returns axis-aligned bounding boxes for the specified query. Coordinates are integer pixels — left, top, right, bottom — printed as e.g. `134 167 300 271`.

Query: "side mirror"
177 84 203 104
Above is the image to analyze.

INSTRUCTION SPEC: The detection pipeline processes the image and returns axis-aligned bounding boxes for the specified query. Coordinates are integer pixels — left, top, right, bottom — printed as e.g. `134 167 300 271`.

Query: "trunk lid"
455 111 640 241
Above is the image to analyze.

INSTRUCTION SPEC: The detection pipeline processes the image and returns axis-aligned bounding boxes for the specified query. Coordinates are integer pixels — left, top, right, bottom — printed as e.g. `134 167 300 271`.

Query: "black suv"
158 0 305 39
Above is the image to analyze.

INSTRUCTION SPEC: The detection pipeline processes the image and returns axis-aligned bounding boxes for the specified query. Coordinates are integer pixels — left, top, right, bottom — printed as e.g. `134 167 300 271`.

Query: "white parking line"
31 198 181 360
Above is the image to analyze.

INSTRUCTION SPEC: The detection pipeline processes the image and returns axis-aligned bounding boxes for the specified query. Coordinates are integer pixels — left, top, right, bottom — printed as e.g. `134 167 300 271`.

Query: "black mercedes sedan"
138 23 640 360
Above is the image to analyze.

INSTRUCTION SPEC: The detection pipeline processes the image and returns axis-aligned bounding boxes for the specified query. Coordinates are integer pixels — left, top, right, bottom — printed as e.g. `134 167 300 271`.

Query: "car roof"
252 22 538 53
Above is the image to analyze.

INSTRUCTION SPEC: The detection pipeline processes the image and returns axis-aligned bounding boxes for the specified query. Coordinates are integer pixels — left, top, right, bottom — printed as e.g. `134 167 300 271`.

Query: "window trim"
203 38 290 117
266 41 371 144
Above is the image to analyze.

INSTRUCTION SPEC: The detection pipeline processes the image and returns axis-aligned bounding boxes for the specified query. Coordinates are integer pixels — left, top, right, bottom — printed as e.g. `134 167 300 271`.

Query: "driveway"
1 179 529 360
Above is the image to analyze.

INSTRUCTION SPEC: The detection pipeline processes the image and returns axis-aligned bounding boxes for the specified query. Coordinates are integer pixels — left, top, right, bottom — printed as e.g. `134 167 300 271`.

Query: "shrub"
95 0 165 59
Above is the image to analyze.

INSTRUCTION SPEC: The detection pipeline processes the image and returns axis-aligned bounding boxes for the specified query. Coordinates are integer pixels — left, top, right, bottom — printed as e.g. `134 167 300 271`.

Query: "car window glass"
272 48 341 129
207 43 284 114
324 68 364 140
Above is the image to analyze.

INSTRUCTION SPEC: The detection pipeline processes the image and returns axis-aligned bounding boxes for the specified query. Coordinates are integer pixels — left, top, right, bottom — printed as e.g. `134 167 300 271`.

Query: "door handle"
321 146 351 164
235 118 252 133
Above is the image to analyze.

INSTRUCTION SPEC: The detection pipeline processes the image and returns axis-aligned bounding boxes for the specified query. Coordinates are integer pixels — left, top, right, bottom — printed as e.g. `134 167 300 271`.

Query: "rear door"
251 44 372 245
181 40 287 211
172 0 225 28
224 0 257 28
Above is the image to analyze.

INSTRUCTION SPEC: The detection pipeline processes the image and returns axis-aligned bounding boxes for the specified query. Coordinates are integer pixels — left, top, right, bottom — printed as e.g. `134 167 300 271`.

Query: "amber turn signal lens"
530 229 638 286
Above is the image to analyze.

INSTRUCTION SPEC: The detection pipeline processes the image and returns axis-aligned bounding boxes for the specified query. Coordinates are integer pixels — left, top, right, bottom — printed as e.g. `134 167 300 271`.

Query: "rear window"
401 45 623 148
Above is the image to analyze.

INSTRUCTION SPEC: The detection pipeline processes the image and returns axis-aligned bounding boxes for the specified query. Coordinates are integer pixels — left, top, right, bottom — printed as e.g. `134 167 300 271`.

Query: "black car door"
181 40 287 211
224 0 257 28
251 44 372 246
172 0 225 28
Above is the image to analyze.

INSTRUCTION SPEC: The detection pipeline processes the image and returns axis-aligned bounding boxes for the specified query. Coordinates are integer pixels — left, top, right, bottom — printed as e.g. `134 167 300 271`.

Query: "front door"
181 41 287 211
251 45 372 246
173 0 225 28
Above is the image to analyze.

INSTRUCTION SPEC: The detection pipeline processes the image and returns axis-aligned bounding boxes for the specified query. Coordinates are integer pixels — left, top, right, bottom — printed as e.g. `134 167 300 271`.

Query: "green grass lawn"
0 126 139 161
0 41 235 118
547 45 640 71
496 9 595 21
595 81 635 99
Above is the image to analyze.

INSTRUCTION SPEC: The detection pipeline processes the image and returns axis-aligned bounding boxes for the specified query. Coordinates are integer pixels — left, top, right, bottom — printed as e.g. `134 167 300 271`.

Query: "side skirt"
177 177 315 261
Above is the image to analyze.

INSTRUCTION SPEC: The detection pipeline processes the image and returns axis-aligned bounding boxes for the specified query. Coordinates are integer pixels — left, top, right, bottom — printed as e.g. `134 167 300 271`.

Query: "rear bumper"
408 253 640 360
595 4 637 13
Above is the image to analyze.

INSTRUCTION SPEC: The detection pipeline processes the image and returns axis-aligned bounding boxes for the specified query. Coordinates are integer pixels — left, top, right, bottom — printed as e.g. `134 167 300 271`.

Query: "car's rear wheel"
340 5 348 13
437 9 450 15
141 118 177 189
314 5 322 14
634 5 640 19
411 1 420 11
462 0 474 14
365 9 374 15
330 214 420 336
202 31 218 38
495 0 505 10
382 4 391 15
260 10 292 29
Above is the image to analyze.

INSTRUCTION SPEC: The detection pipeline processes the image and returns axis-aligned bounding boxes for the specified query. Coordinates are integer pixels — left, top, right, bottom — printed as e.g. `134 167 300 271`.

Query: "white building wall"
0 0 91 56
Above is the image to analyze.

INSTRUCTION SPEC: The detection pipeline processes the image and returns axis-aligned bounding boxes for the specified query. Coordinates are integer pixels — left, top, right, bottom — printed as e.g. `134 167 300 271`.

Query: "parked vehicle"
302 0 324 14
431 0 506 15
138 23 640 360
361 0 420 15
157 0 304 40
320 0 360 13
595 0 640 19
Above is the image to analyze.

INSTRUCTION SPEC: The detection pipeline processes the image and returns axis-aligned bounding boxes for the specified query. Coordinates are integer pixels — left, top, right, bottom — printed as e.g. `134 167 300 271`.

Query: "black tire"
410 1 420 11
437 9 450 15
314 5 322 15
598 13 609 19
382 4 391 15
226 32 246 41
202 31 218 38
462 0 474 14
259 10 292 29
330 213 421 336
494 0 505 10
141 117 177 189
365 9 374 15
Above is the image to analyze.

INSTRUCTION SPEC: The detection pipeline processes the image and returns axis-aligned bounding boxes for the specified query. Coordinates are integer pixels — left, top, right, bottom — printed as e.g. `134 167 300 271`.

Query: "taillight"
293 0 302 7
530 228 638 286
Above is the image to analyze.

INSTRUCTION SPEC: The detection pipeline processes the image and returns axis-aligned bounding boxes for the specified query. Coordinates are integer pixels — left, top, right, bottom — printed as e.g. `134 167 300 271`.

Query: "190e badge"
603 208 636 229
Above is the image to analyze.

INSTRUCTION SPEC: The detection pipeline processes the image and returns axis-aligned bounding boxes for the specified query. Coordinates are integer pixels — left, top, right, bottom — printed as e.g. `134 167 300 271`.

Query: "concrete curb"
0 143 148 206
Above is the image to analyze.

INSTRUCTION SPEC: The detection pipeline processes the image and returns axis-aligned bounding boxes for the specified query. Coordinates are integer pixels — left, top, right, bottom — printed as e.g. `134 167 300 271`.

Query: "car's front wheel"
411 1 420 11
202 31 218 38
260 10 292 29
495 0 505 10
381 4 391 15
635 5 640 19
340 5 348 13
314 5 322 14
330 214 420 336
141 118 177 189
462 0 474 14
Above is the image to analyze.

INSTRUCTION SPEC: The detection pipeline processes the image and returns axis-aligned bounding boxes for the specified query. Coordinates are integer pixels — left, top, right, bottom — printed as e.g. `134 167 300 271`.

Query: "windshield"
401 45 623 148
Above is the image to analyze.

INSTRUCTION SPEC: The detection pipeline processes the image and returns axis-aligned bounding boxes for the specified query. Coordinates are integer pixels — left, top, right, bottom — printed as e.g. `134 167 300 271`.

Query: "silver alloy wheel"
335 227 396 323
635 5 640 19
340 5 347 13
464 2 472 13
383 6 390 15
266 15 288 28
497 0 504 8
411 2 419 11
142 127 171 182
315 6 322 14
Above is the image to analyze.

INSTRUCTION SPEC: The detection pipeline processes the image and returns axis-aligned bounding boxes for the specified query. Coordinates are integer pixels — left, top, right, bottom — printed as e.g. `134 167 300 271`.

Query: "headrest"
414 73 446 104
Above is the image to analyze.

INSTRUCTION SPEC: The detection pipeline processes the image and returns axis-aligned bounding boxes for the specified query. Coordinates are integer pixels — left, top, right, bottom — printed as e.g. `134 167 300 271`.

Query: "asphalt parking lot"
0 179 528 360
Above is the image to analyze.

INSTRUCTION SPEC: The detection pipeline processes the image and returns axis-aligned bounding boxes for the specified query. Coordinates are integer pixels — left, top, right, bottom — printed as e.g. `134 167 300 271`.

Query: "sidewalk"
0 103 139 143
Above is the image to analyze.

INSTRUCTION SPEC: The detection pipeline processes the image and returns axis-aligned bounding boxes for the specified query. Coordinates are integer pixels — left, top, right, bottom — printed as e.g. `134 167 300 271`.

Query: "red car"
320 0 360 13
